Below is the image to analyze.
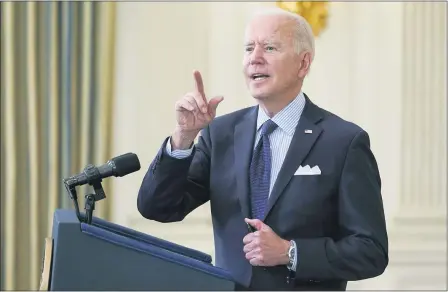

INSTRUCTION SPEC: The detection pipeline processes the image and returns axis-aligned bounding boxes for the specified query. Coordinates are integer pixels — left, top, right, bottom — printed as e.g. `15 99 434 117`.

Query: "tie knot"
261 119 278 136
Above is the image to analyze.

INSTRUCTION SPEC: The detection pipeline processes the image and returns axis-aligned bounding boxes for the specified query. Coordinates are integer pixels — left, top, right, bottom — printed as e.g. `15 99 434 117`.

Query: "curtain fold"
2 3 18 290
26 2 41 286
0 2 117 289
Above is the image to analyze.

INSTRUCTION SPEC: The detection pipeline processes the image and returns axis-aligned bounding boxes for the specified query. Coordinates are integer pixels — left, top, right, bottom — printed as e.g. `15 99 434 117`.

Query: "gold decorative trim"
276 1 329 37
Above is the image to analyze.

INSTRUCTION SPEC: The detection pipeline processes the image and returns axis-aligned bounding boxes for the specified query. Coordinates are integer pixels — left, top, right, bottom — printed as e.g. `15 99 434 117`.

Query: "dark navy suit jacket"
137 95 388 291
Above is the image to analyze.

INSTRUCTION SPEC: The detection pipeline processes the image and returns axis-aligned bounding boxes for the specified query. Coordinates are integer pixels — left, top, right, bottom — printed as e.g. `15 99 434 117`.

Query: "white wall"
111 2 446 290
111 1 210 221
111 2 215 255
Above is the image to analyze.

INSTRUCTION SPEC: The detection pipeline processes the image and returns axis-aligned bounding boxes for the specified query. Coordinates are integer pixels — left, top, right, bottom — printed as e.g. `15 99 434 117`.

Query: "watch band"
286 240 297 284
287 240 295 269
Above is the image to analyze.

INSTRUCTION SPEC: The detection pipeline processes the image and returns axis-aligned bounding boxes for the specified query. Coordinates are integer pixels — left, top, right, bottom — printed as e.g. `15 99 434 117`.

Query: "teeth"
252 74 268 80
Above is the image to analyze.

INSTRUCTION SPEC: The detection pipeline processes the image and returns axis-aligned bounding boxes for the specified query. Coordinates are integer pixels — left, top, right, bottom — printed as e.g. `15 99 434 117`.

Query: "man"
137 7 388 291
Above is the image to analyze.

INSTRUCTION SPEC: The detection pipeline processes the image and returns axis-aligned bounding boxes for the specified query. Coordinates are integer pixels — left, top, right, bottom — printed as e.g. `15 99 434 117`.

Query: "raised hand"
172 70 224 149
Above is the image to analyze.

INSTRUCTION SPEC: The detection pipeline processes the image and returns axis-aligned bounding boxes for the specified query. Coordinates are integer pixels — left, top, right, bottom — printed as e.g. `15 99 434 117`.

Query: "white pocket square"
294 165 321 175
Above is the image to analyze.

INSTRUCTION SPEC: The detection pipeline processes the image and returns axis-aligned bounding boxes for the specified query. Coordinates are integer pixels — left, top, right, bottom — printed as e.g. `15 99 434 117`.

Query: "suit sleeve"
294 130 389 281
137 127 212 222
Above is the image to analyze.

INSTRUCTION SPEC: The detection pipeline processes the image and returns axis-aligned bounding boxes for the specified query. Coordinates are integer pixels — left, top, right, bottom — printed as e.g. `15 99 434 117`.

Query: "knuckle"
175 102 186 110
194 94 205 102
195 99 205 107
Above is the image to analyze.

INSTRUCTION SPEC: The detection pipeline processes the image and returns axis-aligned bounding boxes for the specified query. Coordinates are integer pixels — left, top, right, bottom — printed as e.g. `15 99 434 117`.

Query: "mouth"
250 73 270 81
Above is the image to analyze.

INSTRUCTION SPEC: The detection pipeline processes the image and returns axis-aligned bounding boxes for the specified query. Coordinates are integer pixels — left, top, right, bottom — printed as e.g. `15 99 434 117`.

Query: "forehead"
244 14 296 44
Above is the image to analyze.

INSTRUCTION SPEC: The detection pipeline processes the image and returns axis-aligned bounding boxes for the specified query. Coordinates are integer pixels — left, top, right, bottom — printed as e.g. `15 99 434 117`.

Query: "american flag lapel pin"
305 129 312 134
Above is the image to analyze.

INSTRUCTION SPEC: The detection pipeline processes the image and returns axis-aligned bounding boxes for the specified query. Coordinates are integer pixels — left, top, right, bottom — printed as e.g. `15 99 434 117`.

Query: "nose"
249 46 264 65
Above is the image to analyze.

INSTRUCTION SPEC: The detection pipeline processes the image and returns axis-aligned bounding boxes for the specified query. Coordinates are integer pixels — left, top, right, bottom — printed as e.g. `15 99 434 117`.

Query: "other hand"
243 218 290 267
172 70 224 149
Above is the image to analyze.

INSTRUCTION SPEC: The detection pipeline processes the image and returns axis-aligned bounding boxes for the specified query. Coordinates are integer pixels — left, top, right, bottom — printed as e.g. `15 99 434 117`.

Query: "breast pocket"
290 173 334 189
285 174 336 213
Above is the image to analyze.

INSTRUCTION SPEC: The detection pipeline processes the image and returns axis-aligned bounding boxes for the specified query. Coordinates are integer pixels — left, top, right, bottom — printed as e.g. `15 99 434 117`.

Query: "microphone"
64 152 141 188
63 152 141 224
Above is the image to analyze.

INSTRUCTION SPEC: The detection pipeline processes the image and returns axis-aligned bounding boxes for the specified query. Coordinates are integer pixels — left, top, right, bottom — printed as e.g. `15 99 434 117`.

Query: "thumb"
245 218 263 231
208 96 224 113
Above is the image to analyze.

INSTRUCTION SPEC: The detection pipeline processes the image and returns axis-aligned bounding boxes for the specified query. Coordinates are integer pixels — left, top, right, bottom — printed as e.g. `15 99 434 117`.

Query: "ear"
297 51 312 79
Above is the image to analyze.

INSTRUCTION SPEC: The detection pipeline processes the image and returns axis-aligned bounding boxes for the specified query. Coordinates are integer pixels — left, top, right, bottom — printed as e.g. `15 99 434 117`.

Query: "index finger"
243 233 254 244
193 70 206 99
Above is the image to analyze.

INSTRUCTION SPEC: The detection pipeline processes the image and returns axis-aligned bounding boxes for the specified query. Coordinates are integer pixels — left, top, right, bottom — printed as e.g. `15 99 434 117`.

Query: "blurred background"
1 1 446 290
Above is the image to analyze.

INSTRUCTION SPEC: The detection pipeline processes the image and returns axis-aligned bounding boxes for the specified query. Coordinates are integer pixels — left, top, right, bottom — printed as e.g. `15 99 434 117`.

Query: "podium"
40 209 237 290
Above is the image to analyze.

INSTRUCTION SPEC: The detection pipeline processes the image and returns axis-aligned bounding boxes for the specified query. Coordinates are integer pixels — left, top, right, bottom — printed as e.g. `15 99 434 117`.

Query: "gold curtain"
0 1 117 290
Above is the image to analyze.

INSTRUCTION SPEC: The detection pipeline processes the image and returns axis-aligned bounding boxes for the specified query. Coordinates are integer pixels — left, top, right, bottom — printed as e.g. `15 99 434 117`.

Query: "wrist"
280 239 291 265
171 128 198 150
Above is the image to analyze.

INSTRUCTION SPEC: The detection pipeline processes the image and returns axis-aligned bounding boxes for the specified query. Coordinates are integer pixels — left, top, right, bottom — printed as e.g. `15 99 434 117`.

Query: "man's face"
243 15 307 101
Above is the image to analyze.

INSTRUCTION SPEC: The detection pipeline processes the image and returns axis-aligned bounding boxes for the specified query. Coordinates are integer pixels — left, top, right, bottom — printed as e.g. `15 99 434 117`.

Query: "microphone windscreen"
112 153 141 176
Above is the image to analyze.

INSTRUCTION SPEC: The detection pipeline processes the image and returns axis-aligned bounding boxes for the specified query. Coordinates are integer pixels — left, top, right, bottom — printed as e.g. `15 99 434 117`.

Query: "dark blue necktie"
250 119 278 219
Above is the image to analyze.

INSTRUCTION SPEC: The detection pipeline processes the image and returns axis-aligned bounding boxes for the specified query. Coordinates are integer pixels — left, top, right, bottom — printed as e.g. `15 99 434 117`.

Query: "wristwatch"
287 240 295 270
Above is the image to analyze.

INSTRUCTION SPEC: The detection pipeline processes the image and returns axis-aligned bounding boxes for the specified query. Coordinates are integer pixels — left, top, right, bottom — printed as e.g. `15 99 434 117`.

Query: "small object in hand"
246 222 255 232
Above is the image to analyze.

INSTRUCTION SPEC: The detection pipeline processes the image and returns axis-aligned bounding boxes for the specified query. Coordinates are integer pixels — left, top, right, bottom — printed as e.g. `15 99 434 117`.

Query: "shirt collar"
256 92 306 136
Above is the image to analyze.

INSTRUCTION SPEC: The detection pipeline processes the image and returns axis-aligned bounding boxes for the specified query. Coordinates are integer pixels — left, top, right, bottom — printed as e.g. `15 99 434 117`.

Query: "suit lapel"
234 107 258 220
262 99 324 221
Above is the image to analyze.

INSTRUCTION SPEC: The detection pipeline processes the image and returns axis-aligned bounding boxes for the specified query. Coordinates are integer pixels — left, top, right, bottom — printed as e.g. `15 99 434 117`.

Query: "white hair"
247 7 315 61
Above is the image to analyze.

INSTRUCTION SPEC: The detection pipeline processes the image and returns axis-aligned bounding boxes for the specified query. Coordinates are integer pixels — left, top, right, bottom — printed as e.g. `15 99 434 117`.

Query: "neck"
258 87 302 118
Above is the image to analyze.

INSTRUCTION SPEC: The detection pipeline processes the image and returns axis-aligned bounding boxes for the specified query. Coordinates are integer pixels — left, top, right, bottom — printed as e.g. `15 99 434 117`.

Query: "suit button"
263 268 267 271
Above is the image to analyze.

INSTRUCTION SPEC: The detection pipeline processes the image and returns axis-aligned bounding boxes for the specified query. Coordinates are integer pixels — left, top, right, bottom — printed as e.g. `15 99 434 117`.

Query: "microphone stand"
63 164 107 225
84 179 106 224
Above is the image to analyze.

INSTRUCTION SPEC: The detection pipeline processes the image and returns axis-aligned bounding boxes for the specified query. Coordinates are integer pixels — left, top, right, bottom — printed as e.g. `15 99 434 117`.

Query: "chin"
250 89 271 101
252 94 267 101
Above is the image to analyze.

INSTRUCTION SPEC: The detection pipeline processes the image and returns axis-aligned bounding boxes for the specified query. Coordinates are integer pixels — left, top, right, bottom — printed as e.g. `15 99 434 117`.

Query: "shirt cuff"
165 137 194 159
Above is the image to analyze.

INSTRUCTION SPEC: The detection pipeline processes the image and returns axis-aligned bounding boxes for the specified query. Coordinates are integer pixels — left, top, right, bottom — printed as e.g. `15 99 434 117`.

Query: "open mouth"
251 73 270 81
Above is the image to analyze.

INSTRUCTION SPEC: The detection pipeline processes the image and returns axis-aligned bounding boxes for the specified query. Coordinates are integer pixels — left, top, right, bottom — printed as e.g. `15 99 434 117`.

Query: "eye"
245 47 254 52
266 46 276 52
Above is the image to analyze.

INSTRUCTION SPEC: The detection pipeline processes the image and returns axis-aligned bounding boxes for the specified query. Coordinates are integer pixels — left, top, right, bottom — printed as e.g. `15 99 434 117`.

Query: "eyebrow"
244 40 281 46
